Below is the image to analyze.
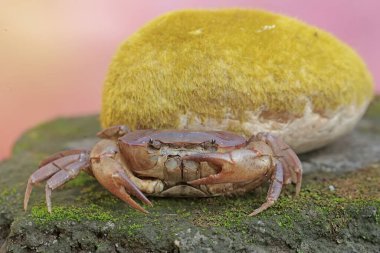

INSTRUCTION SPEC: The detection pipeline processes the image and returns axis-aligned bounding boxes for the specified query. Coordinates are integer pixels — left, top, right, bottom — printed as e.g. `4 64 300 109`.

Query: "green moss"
11 164 380 252
0 187 17 198
3 109 380 251
121 223 144 236
276 213 295 229
0 187 17 205
364 96 380 118
25 164 379 248
66 172 96 188
31 204 116 225
184 165 380 242
5 114 379 250
12 115 100 156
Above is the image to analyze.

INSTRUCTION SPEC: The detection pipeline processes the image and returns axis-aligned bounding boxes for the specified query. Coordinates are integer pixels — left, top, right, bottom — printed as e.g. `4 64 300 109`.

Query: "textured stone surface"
300 117 380 174
0 99 379 253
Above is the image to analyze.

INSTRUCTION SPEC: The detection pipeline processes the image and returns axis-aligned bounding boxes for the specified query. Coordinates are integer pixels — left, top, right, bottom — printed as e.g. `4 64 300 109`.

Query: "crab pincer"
184 149 263 184
91 155 152 214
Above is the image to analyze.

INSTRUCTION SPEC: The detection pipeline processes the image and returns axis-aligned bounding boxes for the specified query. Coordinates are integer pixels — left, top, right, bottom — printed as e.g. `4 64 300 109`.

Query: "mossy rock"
101 9 373 153
1 99 380 252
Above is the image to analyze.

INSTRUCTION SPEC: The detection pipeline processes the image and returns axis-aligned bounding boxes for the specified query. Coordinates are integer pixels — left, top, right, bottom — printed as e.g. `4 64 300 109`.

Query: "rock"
299 116 380 174
1 100 380 253
101 9 374 153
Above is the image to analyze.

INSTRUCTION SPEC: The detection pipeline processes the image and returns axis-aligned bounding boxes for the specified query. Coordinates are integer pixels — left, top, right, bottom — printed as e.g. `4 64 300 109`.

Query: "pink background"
0 0 379 161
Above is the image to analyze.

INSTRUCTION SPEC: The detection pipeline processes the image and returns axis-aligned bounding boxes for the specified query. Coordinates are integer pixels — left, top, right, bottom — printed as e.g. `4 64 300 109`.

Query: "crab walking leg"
282 146 302 196
24 153 88 211
249 161 284 216
39 149 88 167
91 156 151 214
251 133 292 182
24 163 60 210
254 133 302 196
45 160 88 212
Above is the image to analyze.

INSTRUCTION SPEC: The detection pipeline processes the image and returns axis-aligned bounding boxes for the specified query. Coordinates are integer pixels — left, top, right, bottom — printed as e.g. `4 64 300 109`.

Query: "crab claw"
184 148 288 216
184 149 264 185
91 156 152 214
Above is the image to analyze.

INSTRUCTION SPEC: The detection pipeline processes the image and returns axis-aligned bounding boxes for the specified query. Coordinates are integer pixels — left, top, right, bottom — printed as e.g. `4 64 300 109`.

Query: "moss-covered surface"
101 9 373 131
1 100 380 252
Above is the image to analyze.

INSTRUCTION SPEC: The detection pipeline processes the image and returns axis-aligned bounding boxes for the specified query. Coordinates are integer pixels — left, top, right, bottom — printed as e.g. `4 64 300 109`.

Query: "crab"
24 125 302 216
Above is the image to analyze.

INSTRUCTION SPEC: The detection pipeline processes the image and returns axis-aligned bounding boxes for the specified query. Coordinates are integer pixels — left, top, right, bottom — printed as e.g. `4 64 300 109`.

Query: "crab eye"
118 125 129 136
148 139 161 149
202 139 218 151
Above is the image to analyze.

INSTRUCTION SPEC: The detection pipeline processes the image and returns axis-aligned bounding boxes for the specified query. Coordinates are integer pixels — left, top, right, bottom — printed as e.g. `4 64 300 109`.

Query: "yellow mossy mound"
101 9 373 136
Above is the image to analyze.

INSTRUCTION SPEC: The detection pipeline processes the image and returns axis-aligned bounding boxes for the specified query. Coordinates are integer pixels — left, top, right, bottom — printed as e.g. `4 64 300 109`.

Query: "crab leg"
248 161 284 216
45 160 88 212
91 156 152 214
24 152 90 212
39 149 87 167
253 133 302 196
24 164 60 211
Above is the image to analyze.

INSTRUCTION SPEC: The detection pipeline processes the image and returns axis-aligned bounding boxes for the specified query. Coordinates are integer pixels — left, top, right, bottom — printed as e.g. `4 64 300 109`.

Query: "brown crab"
24 126 302 216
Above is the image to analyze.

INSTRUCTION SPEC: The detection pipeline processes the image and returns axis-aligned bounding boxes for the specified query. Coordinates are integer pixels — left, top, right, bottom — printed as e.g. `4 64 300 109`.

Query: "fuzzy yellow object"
101 9 373 153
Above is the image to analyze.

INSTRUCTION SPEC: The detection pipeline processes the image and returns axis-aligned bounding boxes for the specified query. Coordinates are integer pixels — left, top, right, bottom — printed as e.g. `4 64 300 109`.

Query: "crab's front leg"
90 139 164 213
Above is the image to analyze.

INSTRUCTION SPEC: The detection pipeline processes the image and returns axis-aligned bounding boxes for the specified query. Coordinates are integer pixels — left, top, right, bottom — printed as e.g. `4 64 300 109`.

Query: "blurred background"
0 0 379 161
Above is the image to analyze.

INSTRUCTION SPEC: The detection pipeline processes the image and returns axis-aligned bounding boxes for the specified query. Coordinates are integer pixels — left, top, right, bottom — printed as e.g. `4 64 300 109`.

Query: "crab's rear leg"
249 161 283 216
252 133 302 196
24 150 90 212
45 159 89 212
39 149 87 168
